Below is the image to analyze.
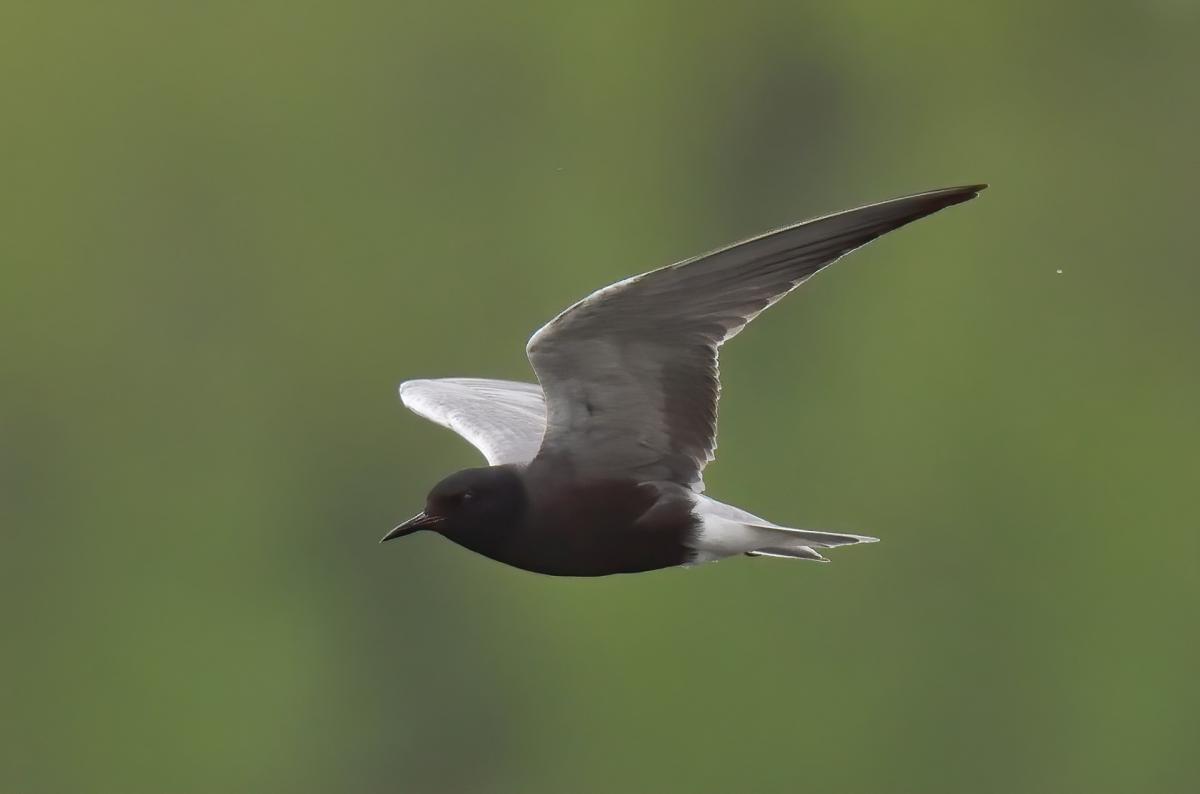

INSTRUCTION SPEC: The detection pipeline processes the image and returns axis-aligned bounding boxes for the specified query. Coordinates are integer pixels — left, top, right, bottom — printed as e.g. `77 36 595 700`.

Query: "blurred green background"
3 1 1197 792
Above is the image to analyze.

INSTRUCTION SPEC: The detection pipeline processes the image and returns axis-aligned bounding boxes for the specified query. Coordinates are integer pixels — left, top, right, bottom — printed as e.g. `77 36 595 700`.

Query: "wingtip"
906 183 986 215
932 183 988 202
397 379 426 399
943 182 988 193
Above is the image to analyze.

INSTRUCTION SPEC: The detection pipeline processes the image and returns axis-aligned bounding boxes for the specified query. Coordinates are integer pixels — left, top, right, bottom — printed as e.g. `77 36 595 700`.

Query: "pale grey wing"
526 185 985 490
399 378 546 465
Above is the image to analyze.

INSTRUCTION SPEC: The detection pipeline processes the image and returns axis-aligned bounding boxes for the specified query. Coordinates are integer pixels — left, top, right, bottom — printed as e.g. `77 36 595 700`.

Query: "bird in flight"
382 185 985 576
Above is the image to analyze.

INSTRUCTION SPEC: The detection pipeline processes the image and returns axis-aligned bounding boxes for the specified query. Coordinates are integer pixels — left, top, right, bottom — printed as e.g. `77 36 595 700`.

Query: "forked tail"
689 494 878 564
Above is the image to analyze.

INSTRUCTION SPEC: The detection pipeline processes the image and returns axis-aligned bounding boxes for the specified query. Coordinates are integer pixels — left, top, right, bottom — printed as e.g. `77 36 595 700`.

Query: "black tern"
383 185 985 576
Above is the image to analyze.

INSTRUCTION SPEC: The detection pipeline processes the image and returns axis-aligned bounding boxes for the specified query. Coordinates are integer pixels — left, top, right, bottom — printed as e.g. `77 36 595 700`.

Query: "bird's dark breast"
456 479 696 577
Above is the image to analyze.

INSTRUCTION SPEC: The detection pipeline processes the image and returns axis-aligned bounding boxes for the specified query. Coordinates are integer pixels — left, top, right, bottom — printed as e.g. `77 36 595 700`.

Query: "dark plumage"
384 466 695 576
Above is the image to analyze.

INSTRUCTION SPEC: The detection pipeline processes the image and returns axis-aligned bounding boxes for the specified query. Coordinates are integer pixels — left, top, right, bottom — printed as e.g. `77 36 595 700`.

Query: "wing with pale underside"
526 185 985 490
399 378 546 465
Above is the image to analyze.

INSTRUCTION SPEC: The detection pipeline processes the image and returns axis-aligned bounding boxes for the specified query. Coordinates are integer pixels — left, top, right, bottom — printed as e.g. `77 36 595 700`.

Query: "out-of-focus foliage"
3 2 1197 792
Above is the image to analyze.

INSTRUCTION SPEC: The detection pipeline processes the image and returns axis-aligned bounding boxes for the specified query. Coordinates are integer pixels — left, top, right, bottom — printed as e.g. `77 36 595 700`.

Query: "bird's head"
381 465 526 543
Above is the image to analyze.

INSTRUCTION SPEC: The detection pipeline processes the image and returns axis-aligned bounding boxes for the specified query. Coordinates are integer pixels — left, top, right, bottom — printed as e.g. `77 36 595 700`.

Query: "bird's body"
441 468 693 576
384 185 985 576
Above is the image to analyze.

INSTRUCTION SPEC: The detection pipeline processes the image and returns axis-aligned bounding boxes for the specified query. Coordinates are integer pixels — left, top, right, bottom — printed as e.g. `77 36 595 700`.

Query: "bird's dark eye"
461 490 474 502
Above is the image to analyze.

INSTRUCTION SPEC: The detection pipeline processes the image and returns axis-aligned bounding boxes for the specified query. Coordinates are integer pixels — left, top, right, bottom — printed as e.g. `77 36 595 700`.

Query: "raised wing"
526 185 985 490
399 378 546 465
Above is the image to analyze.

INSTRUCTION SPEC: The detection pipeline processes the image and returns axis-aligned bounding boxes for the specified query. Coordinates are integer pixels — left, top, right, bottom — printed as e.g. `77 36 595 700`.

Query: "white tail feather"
746 547 829 562
688 494 878 563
